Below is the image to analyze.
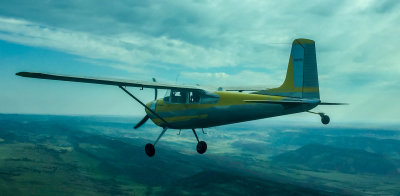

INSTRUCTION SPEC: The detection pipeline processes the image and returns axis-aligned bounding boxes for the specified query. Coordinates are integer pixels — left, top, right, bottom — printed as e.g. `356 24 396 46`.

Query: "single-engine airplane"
16 38 346 157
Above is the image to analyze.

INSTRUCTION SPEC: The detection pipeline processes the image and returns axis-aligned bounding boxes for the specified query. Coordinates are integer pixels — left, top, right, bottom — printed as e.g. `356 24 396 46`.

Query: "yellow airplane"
16 38 346 157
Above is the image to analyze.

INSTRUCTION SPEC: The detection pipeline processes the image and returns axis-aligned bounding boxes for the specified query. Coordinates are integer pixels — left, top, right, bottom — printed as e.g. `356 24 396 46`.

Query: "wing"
16 72 203 91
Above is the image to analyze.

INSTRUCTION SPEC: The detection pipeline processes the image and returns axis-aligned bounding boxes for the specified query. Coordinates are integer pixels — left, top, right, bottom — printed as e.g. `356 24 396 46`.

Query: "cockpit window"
163 90 219 104
189 91 200 103
163 89 171 102
170 90 187 103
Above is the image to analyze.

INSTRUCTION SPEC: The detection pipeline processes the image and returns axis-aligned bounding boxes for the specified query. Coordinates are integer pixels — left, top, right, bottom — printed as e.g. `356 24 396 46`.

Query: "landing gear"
145 143 155 157
144 127 207 157
145 127 168 157
308 111 330 125
192 129 207 154
321 114 330 125
197 141 207 154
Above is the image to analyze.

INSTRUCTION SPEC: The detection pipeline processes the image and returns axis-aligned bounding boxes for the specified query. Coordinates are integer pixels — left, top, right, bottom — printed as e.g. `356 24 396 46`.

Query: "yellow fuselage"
146 91 317 129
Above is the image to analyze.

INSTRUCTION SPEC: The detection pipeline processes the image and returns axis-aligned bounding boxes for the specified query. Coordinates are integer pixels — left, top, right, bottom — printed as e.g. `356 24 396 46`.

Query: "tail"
256 38 320 99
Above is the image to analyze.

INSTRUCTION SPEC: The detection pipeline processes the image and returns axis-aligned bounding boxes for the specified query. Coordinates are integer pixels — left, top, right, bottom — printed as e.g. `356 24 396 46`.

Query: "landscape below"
0 114 399 195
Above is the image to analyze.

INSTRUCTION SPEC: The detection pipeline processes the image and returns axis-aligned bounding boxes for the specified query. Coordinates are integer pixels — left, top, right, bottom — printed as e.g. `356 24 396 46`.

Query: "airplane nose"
145 100 157 115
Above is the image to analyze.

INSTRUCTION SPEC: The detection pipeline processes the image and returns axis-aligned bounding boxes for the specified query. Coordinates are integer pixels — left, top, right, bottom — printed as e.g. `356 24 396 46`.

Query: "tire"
321 115 330 125
196 141 207 154
145 143 155 157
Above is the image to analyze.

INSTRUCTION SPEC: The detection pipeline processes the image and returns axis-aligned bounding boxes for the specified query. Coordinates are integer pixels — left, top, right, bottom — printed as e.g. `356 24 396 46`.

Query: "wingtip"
16 72 34 77
16 72 25 76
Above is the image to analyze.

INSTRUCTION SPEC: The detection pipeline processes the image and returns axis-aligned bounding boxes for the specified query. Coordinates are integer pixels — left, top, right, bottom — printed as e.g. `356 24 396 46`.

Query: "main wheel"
145 143 155 157
196 141 207 154
321 115 330 125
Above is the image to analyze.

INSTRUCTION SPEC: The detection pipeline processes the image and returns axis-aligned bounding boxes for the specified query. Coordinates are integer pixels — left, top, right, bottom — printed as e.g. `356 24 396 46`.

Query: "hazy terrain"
0 114 399 195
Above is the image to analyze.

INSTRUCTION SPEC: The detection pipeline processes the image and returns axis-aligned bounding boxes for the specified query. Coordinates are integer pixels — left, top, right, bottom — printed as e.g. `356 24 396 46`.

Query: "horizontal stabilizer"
319 102 348 105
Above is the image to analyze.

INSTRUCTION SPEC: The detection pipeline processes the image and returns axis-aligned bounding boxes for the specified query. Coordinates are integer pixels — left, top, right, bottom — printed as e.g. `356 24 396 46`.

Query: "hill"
272 144 400 175
165 170 331 196
0 114 334 195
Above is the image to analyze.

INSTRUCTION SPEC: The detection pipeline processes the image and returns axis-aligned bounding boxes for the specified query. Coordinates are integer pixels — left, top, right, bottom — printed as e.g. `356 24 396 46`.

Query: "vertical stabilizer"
255 38 319 99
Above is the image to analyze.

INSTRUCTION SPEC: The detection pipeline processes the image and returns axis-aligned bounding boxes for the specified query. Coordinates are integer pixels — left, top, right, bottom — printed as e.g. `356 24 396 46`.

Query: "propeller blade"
134 115 150 129
152 78 157 100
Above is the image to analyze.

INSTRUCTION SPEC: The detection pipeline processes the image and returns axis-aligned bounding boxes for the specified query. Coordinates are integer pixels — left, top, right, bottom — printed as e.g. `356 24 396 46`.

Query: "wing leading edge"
16 72 202 91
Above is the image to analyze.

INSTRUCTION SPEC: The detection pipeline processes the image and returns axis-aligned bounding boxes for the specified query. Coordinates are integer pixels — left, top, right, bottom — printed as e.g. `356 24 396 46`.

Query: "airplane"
16 38 346 157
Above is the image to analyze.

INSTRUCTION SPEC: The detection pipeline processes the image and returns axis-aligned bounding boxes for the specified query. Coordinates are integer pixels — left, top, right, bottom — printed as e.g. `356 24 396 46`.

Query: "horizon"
1 113 399 131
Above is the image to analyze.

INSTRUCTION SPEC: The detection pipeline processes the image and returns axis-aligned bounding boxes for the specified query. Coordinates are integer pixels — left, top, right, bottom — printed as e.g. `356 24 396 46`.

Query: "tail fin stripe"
292 44 305 88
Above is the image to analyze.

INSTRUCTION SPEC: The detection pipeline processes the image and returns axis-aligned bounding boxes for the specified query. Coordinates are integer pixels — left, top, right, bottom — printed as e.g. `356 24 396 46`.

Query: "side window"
189 91 200 103
170 90 187 103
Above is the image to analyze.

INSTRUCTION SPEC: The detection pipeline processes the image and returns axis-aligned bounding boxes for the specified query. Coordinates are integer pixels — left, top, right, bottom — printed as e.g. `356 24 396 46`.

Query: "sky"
0 0 399 124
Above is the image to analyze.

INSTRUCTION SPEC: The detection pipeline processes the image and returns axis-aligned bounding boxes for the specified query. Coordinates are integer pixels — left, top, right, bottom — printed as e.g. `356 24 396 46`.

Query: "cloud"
1 0 400 122
0 16 239 71
181 70 283 87
2 0 399 75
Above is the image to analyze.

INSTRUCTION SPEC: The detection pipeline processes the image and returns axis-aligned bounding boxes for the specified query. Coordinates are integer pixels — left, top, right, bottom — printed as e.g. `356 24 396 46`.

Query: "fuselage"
146 91 317 129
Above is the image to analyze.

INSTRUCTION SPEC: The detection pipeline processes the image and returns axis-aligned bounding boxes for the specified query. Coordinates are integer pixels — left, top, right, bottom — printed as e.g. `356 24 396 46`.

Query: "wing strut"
118 86 170 128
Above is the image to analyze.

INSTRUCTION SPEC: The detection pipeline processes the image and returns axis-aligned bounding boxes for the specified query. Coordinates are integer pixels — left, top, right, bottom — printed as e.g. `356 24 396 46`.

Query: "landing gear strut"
192 129 207 154
145 127 168 157
145 128 208 157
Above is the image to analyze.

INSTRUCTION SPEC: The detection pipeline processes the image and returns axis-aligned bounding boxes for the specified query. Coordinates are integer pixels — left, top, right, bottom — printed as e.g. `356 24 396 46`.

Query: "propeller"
134 115 150 129
133 78 158 129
